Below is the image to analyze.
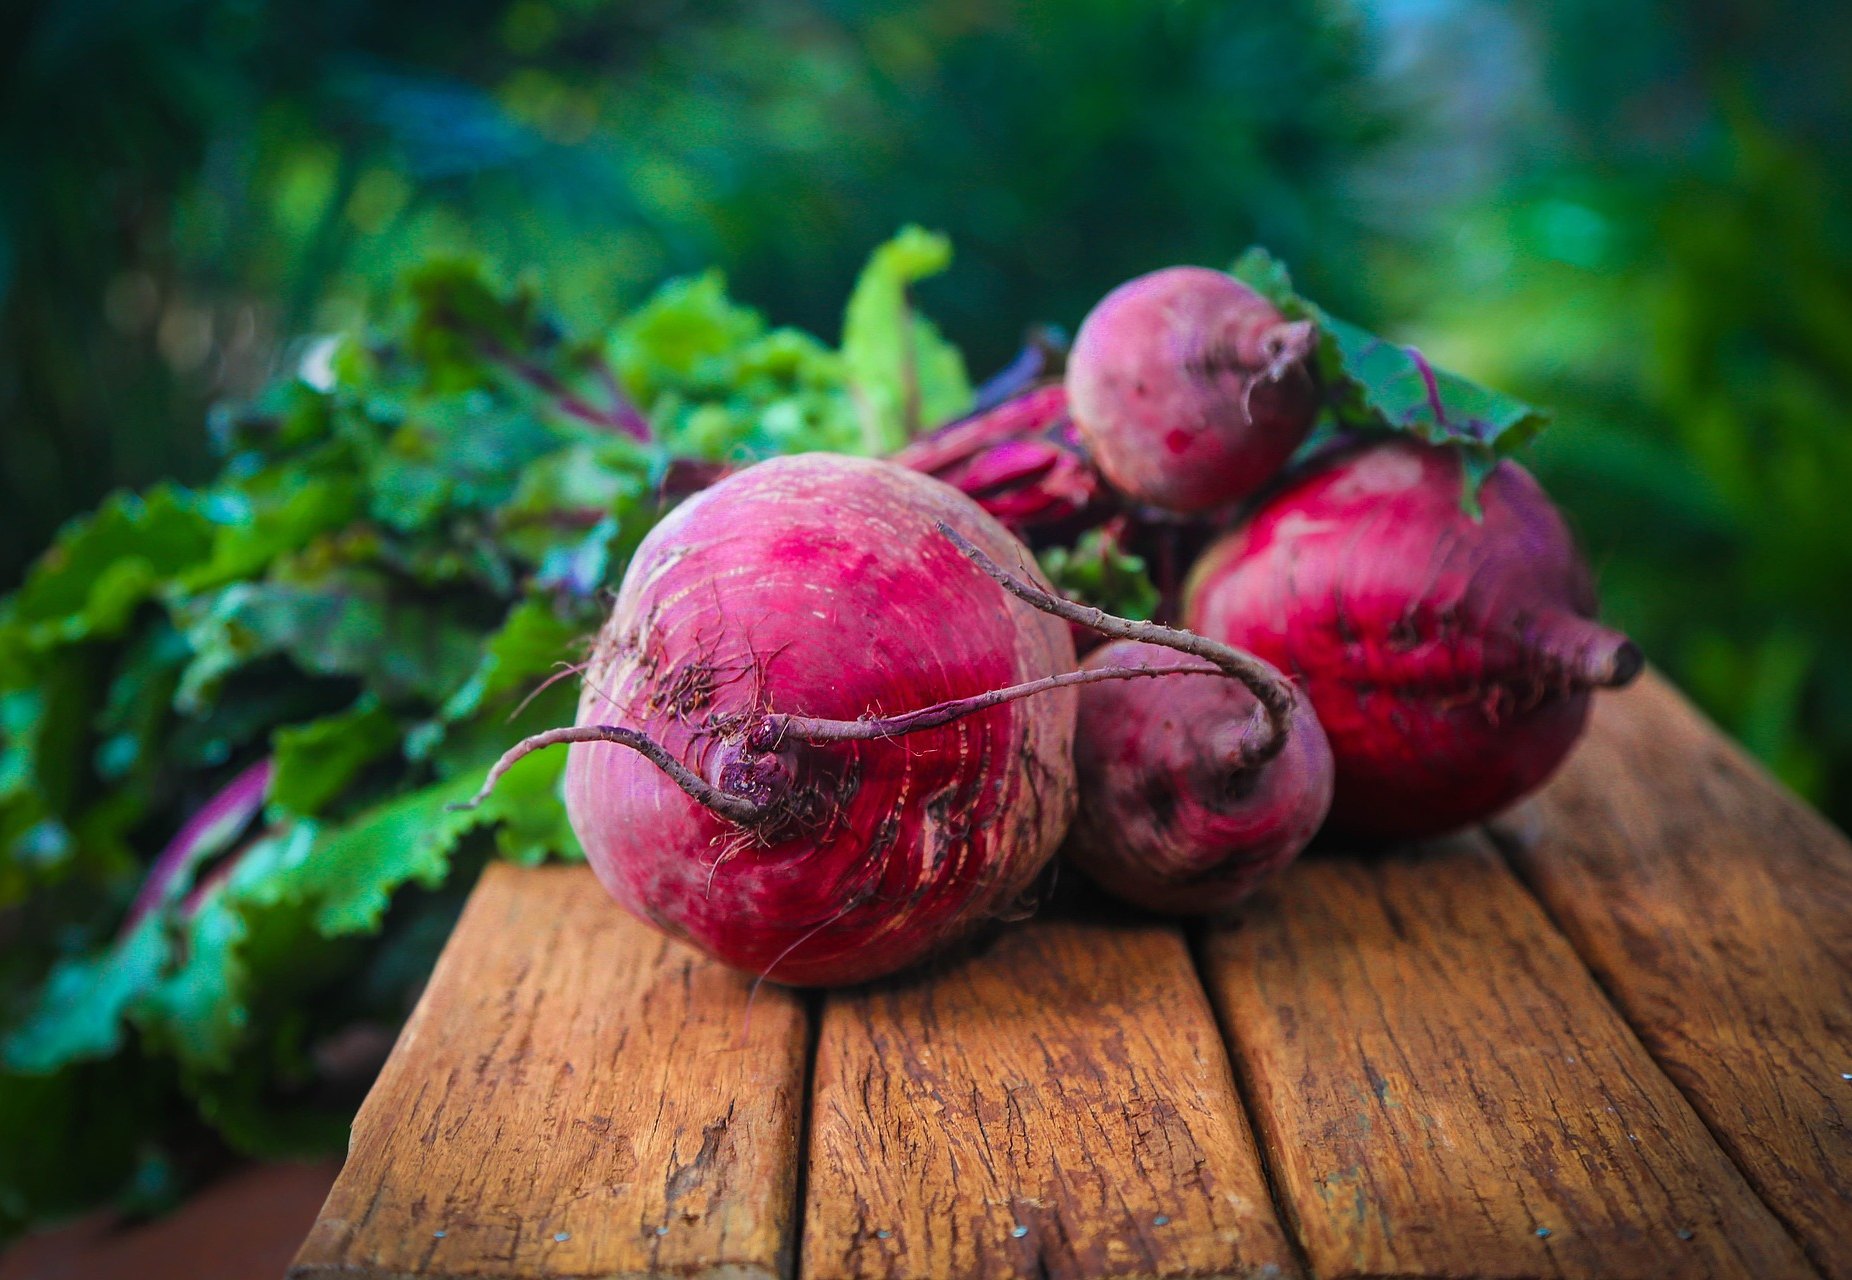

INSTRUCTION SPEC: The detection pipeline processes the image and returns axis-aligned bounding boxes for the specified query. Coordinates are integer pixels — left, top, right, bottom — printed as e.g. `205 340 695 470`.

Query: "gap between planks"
799 915 1301 1280
1492 673 1852 1278
1200 831 1813 1280
290 862 811 1280
1188 671 1846 1280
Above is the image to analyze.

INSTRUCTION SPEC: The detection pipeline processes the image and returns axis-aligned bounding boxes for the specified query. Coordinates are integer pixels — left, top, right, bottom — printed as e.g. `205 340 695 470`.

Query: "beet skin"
564 455 1079 985
1185 438 1641 839
1066 266 1319 513
1068 640 1332 914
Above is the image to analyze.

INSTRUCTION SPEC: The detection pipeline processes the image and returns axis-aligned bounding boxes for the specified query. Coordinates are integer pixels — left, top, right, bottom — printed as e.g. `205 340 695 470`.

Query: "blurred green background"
3 0 1848 821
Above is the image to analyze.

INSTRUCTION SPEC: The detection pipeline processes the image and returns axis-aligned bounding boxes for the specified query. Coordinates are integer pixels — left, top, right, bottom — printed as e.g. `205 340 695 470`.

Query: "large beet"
557 455 1079 985
1185 438 1641 838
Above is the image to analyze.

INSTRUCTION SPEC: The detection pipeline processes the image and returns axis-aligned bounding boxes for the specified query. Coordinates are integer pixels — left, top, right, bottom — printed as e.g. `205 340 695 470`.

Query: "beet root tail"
449 724 765 825
760 661 1229 746
1532 613 1644 689
934 521 1297 765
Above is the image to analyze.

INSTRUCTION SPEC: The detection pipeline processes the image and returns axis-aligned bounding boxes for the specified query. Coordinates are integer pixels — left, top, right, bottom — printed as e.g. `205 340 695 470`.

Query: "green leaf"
363 401 564 535
2 487 215 652
604 271 870 459
1321 315 1548 455
1231 247 1549 489
92 622 189 786
439 597 586 726
175 574 488 711
1038 530 1161 621
130 826 314 1075
610 269 764 397
139 892 252 1070
403 258 536 391
1 915 167 1073
181 472 363 592
494 441 653 568
130 776 485 1075
267 775 485 936
1 648 112 902
841 226 972 451
270 699 400 817
1229 245 1296 306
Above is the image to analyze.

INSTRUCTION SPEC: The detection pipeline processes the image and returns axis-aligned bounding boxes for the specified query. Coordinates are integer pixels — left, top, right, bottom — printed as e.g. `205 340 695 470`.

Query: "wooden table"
289 675 1851 1279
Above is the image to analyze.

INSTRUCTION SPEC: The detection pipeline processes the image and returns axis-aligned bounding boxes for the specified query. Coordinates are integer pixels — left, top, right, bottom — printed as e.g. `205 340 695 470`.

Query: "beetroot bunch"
467 259 1640 986
905 263 1638 912
462 453 1298 984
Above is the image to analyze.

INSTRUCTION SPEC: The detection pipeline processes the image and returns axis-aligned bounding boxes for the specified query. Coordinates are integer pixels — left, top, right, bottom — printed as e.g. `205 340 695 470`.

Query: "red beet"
549 456 1081 984
1185 438 1642 839
1066 266 1319 513
1067 640 1333 914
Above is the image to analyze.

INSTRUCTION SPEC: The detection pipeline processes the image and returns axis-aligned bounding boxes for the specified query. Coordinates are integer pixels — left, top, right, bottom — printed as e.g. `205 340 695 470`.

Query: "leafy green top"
1231 247 1548 500
0 229 967 1235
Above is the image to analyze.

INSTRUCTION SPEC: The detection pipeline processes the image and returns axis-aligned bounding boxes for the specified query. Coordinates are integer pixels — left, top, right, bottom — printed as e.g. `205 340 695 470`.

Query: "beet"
459 454 1296 985
1066 266 1319 513
1185 438 1642 839
1067 639 1333 914
564 456 1081 983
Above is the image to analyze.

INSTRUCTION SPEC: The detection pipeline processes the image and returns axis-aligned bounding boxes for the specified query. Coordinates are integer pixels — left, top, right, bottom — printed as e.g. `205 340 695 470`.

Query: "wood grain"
289 862 809 1280
802 918 1300 1280
1503 673 1852 1277
1202 834 1816 1280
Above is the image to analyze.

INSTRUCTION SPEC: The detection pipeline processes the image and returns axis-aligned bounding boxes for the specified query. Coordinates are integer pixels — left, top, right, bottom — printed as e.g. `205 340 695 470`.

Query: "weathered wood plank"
1505 673 1852 1277
290 863 809 1280
801 918 1300 1280
1202 834 1816 1280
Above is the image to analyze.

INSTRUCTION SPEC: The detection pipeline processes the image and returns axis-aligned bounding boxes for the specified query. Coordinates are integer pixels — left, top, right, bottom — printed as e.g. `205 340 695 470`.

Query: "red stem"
123 757 273 933
473 332 652 441
1405 345 1447 425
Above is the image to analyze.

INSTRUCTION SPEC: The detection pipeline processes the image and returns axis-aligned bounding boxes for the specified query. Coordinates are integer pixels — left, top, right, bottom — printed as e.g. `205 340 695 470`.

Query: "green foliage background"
10 0 1844 818
1 0 1849 1227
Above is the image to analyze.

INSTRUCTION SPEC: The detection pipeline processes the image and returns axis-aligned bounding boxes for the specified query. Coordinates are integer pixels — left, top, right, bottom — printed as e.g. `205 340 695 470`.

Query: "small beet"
1067 640 1333 915
1066 266 1319 513
1185 438 1642 839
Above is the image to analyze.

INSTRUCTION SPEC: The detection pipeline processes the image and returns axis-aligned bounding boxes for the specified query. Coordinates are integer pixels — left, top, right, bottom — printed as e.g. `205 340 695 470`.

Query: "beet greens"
0 232 972 1232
